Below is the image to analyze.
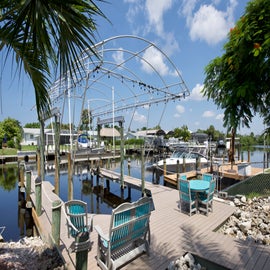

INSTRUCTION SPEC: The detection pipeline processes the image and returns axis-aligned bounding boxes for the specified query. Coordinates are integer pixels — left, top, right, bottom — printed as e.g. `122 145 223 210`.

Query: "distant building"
21 128 49 145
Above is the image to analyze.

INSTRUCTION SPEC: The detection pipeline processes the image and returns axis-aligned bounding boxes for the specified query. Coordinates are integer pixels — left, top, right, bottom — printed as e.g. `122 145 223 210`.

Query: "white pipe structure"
68 75 73 153
87 97 114 148
112 86 115 157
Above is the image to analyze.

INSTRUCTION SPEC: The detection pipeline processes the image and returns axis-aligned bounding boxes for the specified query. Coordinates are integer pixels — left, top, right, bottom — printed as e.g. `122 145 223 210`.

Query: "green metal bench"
94 196 153 270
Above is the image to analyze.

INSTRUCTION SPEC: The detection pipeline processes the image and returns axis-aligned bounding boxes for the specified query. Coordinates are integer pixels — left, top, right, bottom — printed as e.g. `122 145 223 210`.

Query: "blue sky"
0 0 265 135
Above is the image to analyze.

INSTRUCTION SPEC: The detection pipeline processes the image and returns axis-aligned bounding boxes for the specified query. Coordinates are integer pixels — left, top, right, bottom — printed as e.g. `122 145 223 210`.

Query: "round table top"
189 180 209 192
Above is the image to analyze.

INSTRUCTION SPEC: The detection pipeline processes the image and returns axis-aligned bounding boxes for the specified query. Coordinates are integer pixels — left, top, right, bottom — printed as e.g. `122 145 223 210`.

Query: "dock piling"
35 176 42 216
52 200 62 246
75 232 89 270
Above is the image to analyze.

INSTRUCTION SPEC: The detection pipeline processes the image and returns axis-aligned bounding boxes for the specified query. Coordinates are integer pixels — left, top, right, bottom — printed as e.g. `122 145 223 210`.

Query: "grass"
1 145 37 156
226 173 270 199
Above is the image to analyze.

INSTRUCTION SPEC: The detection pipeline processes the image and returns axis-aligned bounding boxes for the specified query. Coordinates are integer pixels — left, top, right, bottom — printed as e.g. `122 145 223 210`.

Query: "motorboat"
156 148 210 174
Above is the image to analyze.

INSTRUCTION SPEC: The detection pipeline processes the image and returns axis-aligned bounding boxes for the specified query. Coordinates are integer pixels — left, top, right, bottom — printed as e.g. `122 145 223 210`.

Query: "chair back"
208 179 216 201
65 200 89 238
109 196 152 251
202 173 213 182
180 174 187 180
179 179 191 202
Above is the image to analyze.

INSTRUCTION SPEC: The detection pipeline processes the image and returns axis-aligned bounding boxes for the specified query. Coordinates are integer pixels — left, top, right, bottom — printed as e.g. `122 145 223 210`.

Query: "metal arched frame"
47 35 190 129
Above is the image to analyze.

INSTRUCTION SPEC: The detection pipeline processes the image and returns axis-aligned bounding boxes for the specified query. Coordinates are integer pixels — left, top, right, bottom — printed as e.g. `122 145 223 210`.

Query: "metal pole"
54 113 60 196
88 100 92 148
68 76 73 153
112 87 115 157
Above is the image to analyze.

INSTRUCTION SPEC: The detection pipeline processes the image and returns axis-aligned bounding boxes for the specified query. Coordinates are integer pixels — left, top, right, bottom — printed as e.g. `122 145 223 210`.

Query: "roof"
100 127 120 137
135 129 166 136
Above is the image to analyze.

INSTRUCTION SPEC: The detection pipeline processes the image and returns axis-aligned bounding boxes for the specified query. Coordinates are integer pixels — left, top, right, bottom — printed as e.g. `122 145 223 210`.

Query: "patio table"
189 180 209 192
189 180 209 212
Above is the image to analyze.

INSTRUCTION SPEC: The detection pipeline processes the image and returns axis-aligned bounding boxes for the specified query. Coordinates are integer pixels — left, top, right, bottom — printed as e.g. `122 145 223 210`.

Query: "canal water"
0 149 268 242
0 155 159 242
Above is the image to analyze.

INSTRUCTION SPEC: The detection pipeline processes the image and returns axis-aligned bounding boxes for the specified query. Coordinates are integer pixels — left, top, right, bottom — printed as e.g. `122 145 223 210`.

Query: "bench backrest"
109 196 152 251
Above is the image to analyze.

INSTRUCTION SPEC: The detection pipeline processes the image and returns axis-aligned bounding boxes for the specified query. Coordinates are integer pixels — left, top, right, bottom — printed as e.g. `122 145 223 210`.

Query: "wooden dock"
29 169 270 270
164 162 265 187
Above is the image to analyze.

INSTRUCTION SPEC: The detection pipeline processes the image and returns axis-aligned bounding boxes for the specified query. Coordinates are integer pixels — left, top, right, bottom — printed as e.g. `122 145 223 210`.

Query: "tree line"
0 117 268 150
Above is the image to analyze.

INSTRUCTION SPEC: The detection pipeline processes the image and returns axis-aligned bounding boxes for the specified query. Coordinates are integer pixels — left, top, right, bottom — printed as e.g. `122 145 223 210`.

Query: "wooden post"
183 157 186 172
19 163 25 188
75 232 89 270
68 152 73 200
163 159 166 176
141 148 145 196
35 176 42 216
128 158 131 176
26 170 31 203
37 149 41 177
119 121 125 189
176 160 179 183
52 200 62 246
40 120 46 182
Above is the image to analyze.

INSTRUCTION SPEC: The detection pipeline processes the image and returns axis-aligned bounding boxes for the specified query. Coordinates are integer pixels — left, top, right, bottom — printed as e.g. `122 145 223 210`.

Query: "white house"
21 128 48 146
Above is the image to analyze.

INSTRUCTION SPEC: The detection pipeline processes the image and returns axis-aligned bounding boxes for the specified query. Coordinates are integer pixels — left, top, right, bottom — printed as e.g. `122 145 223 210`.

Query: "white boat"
156 148 210 174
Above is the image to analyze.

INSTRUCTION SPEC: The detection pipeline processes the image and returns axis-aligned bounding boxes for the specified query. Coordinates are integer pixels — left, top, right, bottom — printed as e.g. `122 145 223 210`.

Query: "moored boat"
156 148 210 174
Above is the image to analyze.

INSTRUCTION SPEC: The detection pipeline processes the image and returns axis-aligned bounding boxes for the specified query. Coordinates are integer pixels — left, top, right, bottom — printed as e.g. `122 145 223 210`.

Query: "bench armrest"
94 225 110 242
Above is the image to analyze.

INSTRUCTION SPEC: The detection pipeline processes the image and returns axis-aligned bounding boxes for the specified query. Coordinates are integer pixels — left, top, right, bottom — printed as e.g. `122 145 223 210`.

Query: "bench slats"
95 196 153 270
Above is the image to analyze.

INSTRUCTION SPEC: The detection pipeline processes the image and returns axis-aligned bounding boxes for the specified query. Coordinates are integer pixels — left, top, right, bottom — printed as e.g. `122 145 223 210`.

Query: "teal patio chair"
179 179 197 216
179 173 187 180
202 173 213 182
198 179 216 216
64 200 93 252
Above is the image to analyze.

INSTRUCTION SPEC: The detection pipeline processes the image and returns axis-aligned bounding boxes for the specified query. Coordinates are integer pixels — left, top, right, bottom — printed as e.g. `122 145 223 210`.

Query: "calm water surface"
0 149 268 241
0 155 156 241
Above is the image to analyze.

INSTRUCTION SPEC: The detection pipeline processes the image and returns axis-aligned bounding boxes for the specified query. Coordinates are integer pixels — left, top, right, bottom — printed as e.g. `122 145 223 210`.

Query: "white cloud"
181 0 237 45
176 104 185 114
188 83 205 101
145 0 173 36
125 1 144 25
174 105 185 118
133 111 147 124
112 49 125 65
202 110 215 117
216 113 224 120
124 0 179 56
141 47 170 76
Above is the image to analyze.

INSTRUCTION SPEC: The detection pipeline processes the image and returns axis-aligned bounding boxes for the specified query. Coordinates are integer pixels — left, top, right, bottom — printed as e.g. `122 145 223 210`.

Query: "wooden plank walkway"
164 163 265 187
29 170 270 270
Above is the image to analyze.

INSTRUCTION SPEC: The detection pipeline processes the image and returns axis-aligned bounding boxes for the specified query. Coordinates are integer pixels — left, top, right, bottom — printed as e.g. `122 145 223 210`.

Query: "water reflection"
0 166 17 191
0 165 35 241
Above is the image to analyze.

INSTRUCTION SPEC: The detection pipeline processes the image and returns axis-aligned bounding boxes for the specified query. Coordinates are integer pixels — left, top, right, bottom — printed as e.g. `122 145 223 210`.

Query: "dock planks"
163 163 264 186
29 169 270 270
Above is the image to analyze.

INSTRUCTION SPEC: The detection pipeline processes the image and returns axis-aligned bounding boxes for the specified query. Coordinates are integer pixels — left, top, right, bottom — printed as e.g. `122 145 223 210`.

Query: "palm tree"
0 0 106 120
1 1 107 189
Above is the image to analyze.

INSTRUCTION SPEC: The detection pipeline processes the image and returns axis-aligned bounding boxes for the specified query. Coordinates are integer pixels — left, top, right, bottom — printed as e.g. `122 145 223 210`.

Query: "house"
21 128 49 146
